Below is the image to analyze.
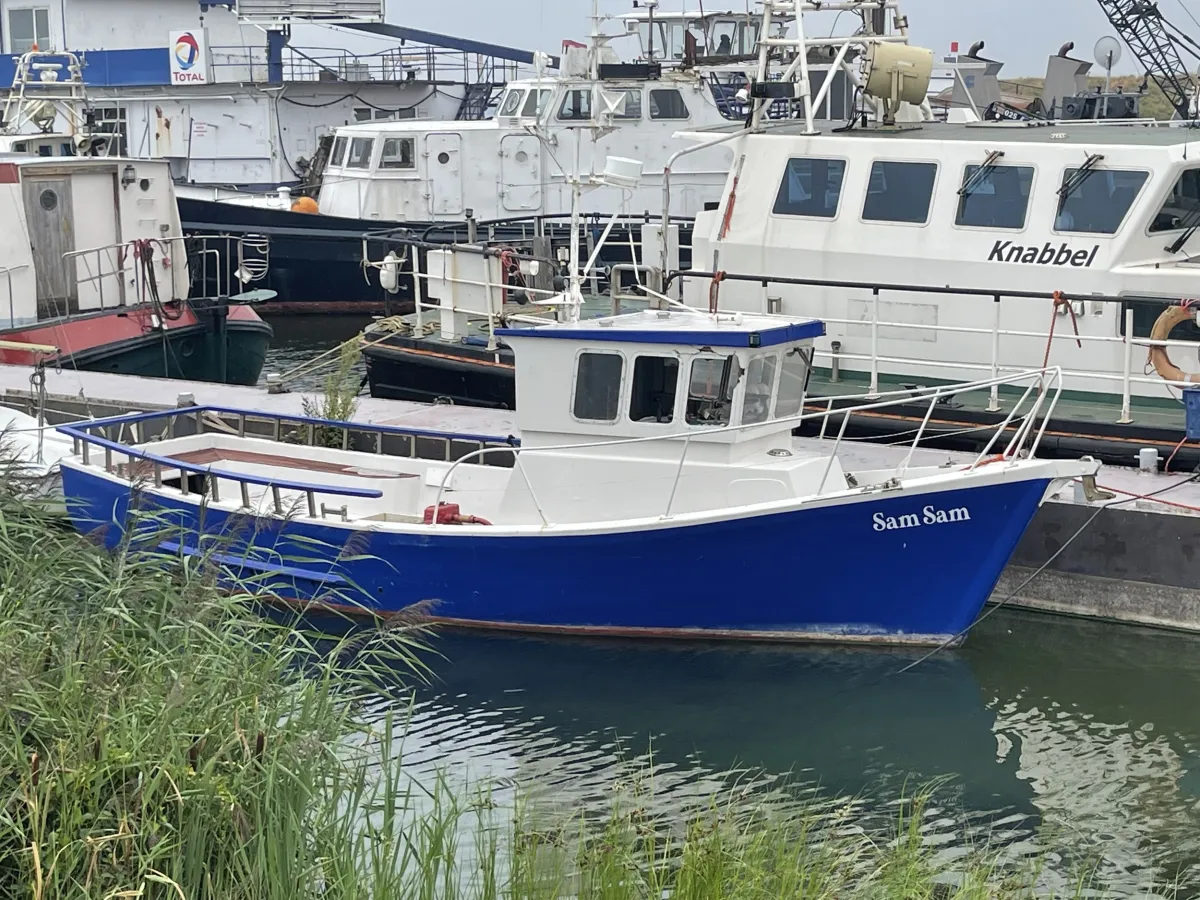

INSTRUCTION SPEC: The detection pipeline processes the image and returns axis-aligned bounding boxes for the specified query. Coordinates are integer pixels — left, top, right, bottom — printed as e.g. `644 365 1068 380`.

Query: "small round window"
437 151 450 165
39 189 58 211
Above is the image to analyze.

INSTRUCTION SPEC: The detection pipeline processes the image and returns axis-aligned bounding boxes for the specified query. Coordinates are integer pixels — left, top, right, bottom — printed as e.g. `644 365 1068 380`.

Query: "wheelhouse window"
686 356 739 426
772 158 846 218
521 88 552 117
573 352 624 421
741 353 778 425
346 137 374 169
380 137 415 170
498 89 524 117
1151 168 1200 233
629 356 679 423
863 161 937 224
955 164 1034 229
774 346 812 418
558 89 592 120
329 136 348 167
607 88 642 119
8 7 51 54
1055 168 1149 235
649 89 690 119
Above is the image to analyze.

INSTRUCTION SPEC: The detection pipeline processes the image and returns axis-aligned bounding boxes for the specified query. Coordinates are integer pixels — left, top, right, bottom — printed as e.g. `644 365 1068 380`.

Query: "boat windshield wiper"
1057 153 1106 200
1166 203 1200 254
957 150 1005 197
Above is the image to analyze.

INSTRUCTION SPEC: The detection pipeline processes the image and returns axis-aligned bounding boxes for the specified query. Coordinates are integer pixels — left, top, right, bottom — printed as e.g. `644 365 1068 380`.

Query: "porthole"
39 189 58 211
437 151 450 164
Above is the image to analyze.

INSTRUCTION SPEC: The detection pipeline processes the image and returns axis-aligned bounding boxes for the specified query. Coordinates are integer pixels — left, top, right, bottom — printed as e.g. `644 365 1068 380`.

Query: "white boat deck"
4 363 1199 518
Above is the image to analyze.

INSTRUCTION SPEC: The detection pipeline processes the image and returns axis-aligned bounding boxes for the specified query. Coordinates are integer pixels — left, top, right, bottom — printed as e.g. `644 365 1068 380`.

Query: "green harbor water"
262 314 1200 895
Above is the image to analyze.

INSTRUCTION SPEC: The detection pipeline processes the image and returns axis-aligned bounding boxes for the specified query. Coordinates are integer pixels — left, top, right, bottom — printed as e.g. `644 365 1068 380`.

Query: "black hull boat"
364 329 516 408
177 197 694 314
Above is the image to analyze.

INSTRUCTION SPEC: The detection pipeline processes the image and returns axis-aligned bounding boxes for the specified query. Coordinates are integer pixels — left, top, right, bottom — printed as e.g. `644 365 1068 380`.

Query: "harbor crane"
1092 0 1200 118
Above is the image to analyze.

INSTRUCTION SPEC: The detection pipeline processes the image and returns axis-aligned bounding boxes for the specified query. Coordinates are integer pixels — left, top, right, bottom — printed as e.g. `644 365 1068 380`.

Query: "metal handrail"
0 264 30 325
428 367 1065 528
64 403 516 448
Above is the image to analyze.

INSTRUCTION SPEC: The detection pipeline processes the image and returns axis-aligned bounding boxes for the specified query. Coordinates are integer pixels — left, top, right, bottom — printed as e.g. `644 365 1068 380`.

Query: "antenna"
1093 35 1123 93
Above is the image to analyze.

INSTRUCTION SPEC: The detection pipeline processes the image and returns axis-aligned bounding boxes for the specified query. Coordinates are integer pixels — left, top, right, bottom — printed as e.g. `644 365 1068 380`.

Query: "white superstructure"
673 0 1200 412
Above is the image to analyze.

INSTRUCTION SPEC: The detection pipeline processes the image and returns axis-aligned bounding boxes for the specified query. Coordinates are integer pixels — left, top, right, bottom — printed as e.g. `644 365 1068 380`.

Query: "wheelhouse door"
500 134 541 212
425 132 463 217
21 175 76 319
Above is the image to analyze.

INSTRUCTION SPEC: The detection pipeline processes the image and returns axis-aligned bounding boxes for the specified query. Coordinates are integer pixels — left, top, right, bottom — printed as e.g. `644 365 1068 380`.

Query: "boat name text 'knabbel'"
872 505 972 532
987 241 1100 268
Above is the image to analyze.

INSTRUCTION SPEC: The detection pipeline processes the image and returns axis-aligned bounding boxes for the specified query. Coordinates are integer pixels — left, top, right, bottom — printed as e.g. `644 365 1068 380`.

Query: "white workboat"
56 296 1097 645
679 0 1200 423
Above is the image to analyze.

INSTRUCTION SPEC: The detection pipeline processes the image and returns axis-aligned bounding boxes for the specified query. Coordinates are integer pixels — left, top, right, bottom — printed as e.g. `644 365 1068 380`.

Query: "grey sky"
319 0 1200 78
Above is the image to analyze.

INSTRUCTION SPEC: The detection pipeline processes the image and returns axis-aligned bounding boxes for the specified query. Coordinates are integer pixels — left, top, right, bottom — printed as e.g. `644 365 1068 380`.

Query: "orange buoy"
290 196 319 214
1148 304 1200 384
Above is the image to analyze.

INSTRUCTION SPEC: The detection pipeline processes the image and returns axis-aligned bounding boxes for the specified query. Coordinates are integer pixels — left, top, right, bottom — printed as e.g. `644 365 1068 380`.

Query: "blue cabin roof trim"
496 320 826 348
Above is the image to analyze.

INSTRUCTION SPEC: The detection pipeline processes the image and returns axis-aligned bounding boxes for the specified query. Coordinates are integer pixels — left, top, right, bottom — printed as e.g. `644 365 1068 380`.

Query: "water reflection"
383 611 1200 895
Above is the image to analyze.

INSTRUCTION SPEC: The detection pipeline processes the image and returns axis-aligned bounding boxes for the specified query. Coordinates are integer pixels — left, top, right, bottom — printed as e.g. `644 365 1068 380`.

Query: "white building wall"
61 0 251 51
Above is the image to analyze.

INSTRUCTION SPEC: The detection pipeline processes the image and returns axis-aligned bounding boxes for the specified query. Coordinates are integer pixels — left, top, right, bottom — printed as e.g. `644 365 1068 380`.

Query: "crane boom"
1093 0 1198 119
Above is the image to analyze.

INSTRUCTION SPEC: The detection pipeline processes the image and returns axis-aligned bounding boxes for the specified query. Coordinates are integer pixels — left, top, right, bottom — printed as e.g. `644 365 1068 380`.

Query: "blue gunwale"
496 320 827 347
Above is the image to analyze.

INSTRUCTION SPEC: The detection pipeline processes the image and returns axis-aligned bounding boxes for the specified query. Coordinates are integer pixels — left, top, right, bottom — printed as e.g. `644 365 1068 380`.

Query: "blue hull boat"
63 463 1053 644
57 304 1097 647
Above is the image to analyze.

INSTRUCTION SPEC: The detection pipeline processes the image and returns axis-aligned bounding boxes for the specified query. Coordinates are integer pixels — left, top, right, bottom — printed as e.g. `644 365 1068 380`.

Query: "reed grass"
0 472 1125 899
302 341 362 448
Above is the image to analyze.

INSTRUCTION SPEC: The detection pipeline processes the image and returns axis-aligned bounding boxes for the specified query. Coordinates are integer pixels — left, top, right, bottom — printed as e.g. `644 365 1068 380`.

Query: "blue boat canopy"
496 309 826 348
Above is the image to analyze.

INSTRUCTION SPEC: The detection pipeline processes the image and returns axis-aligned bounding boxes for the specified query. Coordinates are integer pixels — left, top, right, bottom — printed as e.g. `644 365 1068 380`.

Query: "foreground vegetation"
0 474 1126 898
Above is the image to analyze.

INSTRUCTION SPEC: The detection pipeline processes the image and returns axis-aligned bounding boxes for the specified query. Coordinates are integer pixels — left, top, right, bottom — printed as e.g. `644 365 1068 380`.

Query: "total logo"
174 32 199 70
171 31 207 82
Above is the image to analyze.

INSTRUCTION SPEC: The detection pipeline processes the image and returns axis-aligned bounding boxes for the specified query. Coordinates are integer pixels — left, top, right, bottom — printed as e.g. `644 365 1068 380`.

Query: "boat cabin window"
1055 169 1148 235
330 135 348 167
774 346 812 418
686 356 739 426
607 88 642 119
649 89 690 120
558 89 592 120
706 18 758 56
346 137 375 169
380 137 415 170
955 164 1034 230
772 158 846 219
1151 168 1200 233
560 88 641 120
629 356 680 423
1120 299 1200 343
499 89 525 117
862 161 938 224
741 353 778 425
573 352 624 422
522 89 552 117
